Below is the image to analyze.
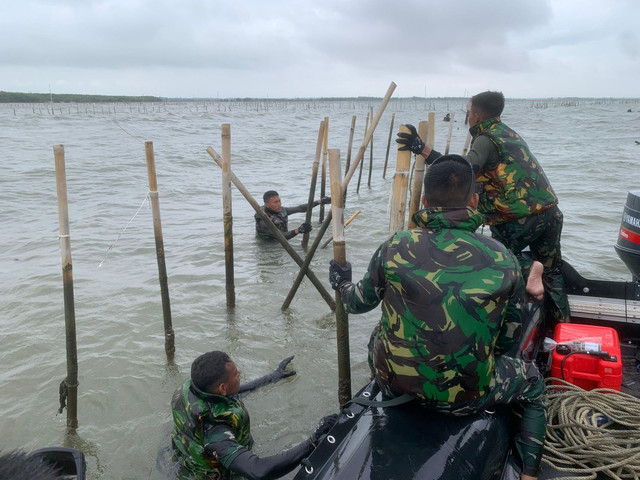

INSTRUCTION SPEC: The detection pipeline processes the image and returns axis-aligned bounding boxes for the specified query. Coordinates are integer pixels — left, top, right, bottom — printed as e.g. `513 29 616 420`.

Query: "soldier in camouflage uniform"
255 190 330 240
171 351 337 479
397 91 569 322
329 156 547 480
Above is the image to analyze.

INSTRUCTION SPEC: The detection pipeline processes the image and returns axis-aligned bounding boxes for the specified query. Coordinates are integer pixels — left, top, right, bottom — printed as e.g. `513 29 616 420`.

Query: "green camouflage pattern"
340 207 524 403
171 379 253 479
255 203 307 240
470 118 557 225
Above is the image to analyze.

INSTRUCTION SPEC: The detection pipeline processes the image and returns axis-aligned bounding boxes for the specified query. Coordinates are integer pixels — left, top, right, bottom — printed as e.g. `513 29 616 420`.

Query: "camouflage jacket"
340 207 524 403
171 379 253 479
470 117 557 225
255 203 307 240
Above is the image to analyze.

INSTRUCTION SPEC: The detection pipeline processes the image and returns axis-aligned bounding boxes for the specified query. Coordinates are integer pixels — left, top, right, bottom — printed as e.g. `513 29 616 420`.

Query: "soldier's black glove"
319 196 331 205
298 222 312 234
329 259 352 290
271 355 296 381
395 124 425 155
309 414 339 446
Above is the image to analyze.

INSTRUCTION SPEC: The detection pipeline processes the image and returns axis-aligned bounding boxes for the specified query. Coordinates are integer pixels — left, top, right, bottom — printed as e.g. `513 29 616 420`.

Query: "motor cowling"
615 190 640 281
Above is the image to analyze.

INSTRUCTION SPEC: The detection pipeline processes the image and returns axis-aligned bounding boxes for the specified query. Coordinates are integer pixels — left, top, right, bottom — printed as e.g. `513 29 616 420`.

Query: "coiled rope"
543 378 640 480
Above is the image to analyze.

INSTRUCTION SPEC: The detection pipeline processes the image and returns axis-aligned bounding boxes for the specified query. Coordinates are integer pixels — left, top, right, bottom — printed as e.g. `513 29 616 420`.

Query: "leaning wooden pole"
302 120 326 248
382 113 395 179
343 115 356 197
145 141 176 360
407 121 429 228
462 131 472 156
356 111 370 194
329 148 351 406
220 126 235 307
389 126 412 234
319 117 329 223
207 147 336 310
281 81 397 309
444 111 456 154
321 209 361 249
53 144 78 434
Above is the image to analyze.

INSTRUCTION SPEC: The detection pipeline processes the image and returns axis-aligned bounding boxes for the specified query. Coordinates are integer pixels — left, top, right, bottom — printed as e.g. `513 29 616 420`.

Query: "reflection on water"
0 97 638 478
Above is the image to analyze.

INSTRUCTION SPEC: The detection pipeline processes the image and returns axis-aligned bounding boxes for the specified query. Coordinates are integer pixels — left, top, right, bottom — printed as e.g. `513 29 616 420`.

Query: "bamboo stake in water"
329 148 351 406
382 113 395 179
220 126 235 307
367 106 374 187
302 120 326 248
207 147 336 310
356 111 370 194
53 144 79 434
462 131 472 156
407 121 429 228
321 210 361 249
444 111 456 154
319 117 329 223
343 116 356 197
145 142 176 360
389 126 412 234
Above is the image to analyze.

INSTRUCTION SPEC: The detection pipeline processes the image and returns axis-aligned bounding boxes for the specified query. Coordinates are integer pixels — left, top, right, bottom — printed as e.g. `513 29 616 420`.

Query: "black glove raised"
319 196 331 205
298 222 312 234
271 355 296 381
395 124 425 155
309 413 339 446
329 259 352 290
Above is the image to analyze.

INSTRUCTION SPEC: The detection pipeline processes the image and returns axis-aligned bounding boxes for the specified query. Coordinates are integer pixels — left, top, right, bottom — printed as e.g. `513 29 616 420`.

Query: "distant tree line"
0 91 163 103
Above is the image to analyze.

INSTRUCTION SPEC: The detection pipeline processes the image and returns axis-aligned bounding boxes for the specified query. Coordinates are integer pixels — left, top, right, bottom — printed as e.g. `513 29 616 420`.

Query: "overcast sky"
1 0 638 99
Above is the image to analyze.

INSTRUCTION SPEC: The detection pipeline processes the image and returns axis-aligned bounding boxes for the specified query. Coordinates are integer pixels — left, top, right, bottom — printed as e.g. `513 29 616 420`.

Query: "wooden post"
367 106 374 187
356 111 370 194
343 115 356 198
427 111 435 148
145 142 176 360
462 131 472 156
329 149 351 406
321 210 361 249
53 145 79 434
319 117 329 223
302 120 326 248
407 121 429 228
389 126 412 234
444 112 455 155
207 147 336 310
221 126 235 307
382 113 395 179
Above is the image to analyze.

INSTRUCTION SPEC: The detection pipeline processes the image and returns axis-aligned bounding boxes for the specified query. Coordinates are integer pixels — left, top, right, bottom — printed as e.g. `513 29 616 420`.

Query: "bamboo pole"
319 117 329 223
367 106 374 187
343 115 356 198
462 131 472 156
407 121 429 228
320 210 361 249
281 82 397 310
53 145 78 434
145 142 176 359
220 126 235 308
444 112 455 154
302 120 326 248
207 147 336 310
389 126 412 234
382 113 395 179
329 148 351 406
356 111 370 194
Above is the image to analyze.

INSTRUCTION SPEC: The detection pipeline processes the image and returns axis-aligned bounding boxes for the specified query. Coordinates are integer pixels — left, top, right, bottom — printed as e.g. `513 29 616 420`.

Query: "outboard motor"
615 190 640 281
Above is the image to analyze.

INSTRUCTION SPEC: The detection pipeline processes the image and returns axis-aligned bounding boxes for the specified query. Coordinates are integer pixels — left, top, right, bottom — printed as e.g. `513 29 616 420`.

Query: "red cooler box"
551 323 622 391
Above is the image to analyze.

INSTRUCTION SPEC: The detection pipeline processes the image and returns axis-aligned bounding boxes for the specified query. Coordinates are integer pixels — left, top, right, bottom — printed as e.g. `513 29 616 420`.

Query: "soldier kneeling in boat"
330 155 547 480
171 351 337 480
255 190 330 240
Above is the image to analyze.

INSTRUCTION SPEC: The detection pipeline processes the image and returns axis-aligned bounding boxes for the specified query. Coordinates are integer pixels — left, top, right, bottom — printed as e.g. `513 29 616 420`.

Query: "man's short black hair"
424 155 476 207
191 351 231 393
263 190 279 203
471 91 505 118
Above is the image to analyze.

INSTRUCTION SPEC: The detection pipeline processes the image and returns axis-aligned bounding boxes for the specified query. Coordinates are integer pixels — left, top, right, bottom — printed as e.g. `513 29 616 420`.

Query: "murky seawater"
0 96 638 478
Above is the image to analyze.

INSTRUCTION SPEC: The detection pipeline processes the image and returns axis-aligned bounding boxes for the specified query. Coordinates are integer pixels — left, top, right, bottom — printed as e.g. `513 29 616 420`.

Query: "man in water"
329 156 547 480
255 190 330 240
171 351 337 480
397 90 568 321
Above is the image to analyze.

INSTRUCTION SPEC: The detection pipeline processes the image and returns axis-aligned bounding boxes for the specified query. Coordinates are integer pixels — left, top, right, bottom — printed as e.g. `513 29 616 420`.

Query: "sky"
1 0 638 99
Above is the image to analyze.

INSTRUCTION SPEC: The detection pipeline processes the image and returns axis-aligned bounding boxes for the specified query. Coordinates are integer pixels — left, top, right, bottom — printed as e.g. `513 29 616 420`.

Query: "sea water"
0 96 638 479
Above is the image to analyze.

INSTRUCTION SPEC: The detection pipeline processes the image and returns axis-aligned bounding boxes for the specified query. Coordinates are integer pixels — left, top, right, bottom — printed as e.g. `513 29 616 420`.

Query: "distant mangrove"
0 91 163 103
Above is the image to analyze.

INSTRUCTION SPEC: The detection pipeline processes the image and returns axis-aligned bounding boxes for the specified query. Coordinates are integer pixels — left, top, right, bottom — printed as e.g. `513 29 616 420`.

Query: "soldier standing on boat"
397 90 569 322
329 156 547 480
255 190 330 240
171 351 337 479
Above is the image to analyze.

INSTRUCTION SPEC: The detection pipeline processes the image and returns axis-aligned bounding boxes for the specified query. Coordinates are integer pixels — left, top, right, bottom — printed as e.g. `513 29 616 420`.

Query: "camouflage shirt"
470 117 558 225
171 379 253 479
340 207 524 403
255 204 308 240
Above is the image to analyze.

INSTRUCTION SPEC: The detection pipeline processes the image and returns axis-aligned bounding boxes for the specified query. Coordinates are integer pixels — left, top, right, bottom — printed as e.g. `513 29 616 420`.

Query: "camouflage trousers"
490 205 570 322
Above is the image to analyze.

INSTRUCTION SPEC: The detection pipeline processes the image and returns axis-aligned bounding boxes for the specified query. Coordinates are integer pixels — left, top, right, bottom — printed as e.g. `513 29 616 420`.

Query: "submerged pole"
407 121 429 228
221 125 235 307
53 144 78 434
302 120 326 249
319 117 329 223
356 111 370 194
367 106 374 187
329 148 351 406
145 141 176 360
382 113 395 179
444 111 455 154
389 125 412 234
